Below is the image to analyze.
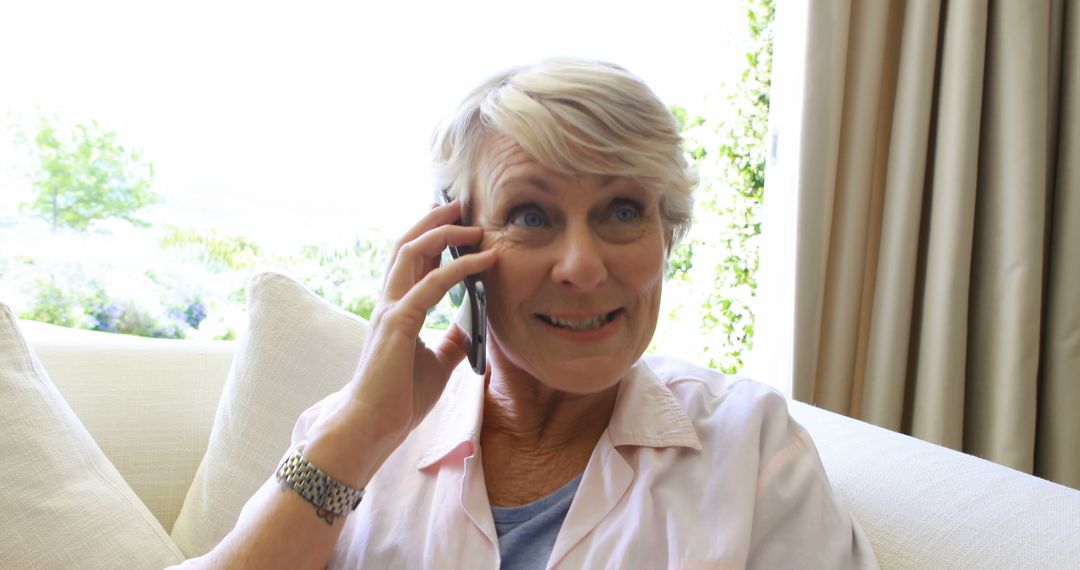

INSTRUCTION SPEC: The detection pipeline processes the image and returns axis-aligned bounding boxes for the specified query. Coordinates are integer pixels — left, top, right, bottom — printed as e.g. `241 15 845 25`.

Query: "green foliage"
159 225 263 272
297 237 388 281
678 0 773 374
669 104 706 135
11 253 221 339
666 240 694 281
6 2 774 347
6 226 397 340
110 299 186 339
17 272 187 338
291 238 391 322
345 295 377 320
18 276 106 329
20 116 160 231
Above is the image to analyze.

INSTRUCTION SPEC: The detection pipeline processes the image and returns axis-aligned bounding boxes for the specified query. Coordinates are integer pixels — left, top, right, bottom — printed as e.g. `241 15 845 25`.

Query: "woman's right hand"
178 202 495 570
304 200 497 485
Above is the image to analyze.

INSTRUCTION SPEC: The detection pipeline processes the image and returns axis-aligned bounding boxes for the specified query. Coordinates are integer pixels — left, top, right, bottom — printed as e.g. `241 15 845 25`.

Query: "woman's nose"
550 224 607 291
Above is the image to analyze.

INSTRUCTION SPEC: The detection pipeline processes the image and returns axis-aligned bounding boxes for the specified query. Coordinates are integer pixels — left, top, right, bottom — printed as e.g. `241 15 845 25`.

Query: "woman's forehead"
475 135 541 190
474 134 647 202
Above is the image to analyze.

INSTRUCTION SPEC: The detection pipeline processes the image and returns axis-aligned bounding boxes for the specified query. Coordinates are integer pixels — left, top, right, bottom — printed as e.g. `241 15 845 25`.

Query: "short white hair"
431 57 697 248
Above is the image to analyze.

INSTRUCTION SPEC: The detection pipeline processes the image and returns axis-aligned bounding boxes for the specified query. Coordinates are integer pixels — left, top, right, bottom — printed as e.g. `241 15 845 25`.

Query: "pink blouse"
233 355 878 569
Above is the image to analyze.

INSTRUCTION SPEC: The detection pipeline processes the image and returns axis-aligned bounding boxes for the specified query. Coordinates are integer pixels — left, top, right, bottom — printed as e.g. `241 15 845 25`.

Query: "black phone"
436 189 487 375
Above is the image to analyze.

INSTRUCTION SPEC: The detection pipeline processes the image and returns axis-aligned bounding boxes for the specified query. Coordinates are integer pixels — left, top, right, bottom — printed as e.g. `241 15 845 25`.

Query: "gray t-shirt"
491 473 583 570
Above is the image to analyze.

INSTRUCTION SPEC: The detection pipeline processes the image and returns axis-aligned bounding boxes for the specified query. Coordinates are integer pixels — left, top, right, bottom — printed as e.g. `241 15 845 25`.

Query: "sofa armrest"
22 320 234 533
790 400 1080 569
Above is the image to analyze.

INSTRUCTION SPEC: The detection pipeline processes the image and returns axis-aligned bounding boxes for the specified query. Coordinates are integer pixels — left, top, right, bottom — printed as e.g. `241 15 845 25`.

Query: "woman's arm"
170 202 497 570
178 410 396 570
747 419 879 569
177 394 422 570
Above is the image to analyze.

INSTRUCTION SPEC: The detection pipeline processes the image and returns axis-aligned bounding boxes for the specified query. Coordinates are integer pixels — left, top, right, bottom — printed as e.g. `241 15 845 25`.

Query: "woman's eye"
509 207 546 228
611 203 641 222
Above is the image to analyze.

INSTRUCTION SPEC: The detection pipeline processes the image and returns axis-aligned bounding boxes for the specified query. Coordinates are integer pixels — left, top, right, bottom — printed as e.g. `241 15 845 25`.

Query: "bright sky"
0 0 743 249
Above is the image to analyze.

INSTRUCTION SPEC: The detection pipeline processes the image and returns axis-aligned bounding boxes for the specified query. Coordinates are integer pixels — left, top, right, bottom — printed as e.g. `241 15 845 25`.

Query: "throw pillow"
25 320 235 533
170 272 369 557
0 303 185 569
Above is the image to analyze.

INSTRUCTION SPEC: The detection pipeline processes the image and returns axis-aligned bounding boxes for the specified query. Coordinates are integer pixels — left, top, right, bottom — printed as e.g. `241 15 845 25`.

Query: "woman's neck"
482 365 617 450
480 366 618 506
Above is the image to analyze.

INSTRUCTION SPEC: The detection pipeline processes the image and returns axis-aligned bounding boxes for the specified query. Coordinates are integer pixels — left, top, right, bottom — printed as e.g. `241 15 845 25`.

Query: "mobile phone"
436 189 487 375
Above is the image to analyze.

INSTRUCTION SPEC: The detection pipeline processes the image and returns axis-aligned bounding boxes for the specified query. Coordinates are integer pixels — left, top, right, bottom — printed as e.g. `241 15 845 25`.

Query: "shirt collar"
417 363 486 470
607 359 702 450
417 358 701 470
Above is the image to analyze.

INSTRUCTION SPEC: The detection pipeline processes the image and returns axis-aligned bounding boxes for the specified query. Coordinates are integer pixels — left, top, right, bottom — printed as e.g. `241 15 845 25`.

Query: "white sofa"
12 315 1080 569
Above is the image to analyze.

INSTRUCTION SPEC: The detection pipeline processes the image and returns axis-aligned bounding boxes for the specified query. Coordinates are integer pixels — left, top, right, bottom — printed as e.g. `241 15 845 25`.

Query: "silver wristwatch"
276 442 365 525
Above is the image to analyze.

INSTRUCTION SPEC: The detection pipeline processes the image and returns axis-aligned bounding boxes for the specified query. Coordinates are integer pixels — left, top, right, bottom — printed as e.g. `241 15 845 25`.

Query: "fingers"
383 223 485 300
386 201 463 273
397 248 496 313
371 247 495 345
372 202 490 342
431 323 470 373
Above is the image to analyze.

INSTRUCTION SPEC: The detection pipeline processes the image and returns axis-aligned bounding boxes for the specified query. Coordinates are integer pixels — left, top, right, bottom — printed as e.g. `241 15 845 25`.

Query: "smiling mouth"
536 309 622 331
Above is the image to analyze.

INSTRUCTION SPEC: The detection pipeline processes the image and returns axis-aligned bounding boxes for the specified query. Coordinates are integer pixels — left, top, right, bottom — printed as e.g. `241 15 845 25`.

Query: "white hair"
431 57 697 248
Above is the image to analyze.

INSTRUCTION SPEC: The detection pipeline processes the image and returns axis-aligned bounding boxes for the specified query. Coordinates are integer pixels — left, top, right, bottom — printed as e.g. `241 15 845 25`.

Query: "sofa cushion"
790 400 1080 568
0 303 185 569
24 320 234 532
170 272 370 557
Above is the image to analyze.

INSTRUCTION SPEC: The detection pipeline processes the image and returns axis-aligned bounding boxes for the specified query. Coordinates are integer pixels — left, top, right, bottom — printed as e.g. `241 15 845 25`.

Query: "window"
0 0 774 375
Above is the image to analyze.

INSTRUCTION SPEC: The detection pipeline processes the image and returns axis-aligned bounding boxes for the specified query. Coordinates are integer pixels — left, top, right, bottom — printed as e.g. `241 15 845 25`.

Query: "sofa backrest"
21 320 1080 568
790 400 1080 569
23 321 234 533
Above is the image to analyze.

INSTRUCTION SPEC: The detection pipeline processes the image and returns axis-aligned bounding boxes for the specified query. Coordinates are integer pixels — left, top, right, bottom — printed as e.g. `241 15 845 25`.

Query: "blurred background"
0 0 773 373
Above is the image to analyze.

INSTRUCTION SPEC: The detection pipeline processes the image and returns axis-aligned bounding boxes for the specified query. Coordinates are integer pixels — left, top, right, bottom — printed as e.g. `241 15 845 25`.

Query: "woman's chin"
487 330 644 394
533 356 634 395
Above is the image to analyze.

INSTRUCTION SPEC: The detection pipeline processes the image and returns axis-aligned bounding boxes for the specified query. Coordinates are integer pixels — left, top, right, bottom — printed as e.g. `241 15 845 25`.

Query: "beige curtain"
785 0 1079 488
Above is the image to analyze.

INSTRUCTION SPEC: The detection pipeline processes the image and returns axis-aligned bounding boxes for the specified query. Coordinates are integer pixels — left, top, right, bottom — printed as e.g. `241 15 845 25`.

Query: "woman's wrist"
303 405 406 490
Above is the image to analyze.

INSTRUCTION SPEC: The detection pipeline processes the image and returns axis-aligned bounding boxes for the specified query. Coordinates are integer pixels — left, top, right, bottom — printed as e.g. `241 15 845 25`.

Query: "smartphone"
436 189 487 375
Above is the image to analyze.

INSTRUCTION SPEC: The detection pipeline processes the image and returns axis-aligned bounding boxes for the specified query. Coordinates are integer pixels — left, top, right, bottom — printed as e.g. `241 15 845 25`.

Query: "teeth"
545 314 610 330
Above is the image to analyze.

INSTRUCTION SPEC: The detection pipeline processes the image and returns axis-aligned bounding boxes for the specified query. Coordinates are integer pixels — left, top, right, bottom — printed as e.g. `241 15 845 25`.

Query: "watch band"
276 443 365 525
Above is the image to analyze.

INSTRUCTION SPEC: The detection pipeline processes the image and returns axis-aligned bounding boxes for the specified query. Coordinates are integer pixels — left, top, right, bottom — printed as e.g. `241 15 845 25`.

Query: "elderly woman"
187 58 877 569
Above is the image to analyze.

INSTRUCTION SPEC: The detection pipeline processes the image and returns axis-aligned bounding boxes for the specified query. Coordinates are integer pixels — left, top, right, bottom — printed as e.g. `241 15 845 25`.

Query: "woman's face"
472 135 668 394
